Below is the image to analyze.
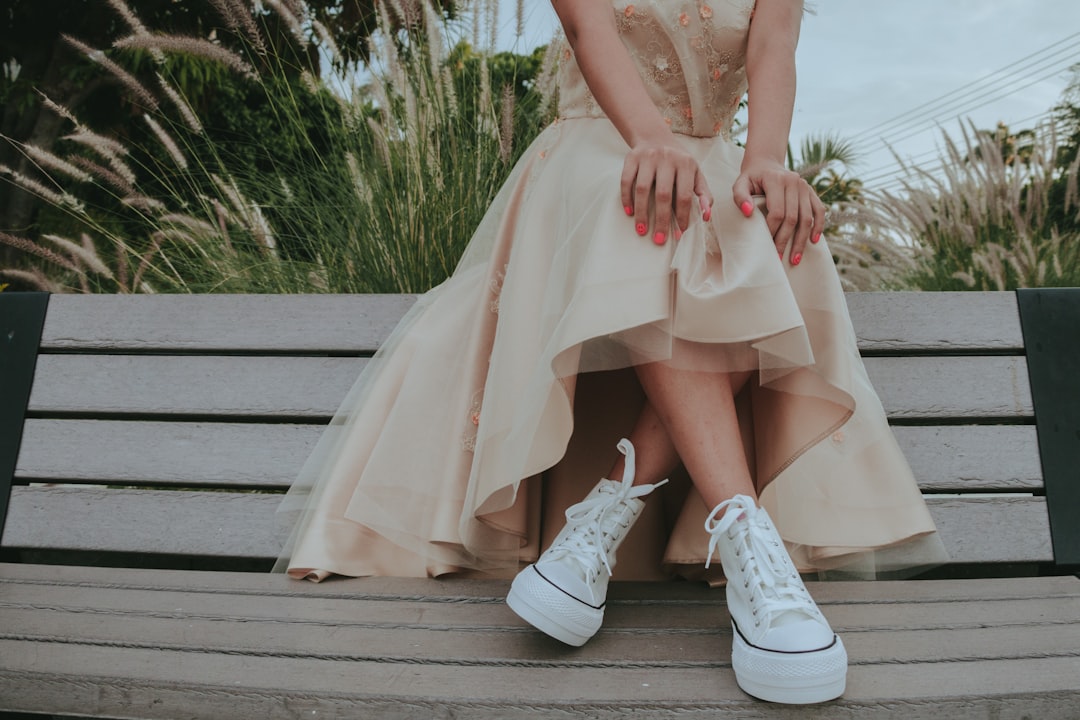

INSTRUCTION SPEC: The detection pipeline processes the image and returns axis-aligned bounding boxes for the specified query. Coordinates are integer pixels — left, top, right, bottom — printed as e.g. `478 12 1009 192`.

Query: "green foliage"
1 0 555 294
791 132 863 205
863 122 1080 291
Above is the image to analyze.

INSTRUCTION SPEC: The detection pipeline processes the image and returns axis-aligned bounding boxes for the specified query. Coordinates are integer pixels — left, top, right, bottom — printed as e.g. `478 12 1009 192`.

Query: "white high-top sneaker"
507 439 667 646
705 495 848 704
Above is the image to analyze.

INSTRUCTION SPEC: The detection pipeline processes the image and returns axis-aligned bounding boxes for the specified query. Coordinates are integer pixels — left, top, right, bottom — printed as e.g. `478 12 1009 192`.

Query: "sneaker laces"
547 439 668 580
704 495 817 625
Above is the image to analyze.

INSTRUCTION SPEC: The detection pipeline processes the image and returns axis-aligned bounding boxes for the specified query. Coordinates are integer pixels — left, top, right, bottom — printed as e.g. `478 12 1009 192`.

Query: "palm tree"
966 122 1037 166
788 132 863 204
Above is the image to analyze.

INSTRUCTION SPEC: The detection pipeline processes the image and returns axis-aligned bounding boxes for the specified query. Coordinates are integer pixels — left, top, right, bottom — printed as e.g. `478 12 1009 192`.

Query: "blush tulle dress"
275 0 945 584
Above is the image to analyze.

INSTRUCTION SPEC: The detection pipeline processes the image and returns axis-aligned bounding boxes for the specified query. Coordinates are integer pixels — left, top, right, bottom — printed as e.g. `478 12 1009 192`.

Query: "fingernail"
675 228 683 240
778 251 784 261
811 232 821 244
740 200 753 218
703 207 712 222
792 252 802 266
653 231 666 246
624 205 634 216
636 222 647 236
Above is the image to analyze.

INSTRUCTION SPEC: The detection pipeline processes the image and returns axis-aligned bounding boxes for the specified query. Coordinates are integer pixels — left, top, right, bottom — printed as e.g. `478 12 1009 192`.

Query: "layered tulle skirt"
275 116 944 583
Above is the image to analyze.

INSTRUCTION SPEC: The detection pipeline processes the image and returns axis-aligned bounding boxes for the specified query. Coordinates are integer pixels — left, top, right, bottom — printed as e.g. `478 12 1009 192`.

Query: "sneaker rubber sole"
506 566 603 647
731 622 848 704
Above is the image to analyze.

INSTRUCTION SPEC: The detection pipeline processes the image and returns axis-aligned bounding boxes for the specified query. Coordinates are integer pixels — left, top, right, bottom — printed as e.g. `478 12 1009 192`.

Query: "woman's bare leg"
605 367 754 507
604 399 680 485
632 362 755 508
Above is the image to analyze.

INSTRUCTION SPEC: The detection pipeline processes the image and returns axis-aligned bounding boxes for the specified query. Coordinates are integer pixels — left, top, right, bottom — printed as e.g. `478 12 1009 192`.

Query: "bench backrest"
0 292 1056 572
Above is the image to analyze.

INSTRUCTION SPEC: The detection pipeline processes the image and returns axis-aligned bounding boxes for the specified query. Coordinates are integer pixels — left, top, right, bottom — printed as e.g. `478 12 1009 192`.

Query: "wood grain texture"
1 604 1077 669
2 563 1076 604
40 293 419 353
863 355 1032 419
3 569 1074 718
0 489 1053 564
25 354 1034 419
13 420 1042 491
2 576 1078 638
890 425 1042 491
3 667 1077 720
27 354 364 417
39 292 1024 354
14 419 319 487
0 568 1077 718
845 292 1023 353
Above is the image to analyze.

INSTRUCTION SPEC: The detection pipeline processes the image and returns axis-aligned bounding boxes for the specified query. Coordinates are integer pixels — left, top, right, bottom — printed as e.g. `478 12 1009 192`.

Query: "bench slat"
1 488 1053 564
3 576 1078 635
14 419 1043 492
2 602 1077 668
15 419 317 487
28 355 363 418
4 563 1075 604
892 425 1042 491
3 638 1075 719
846 291 1023 353
40 293 418 354
4 568 1075 717
26 354 1035 420
38 292 1024 354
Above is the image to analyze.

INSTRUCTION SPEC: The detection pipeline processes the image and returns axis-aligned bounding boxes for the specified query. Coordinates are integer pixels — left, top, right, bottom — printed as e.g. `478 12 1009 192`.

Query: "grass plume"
861 121 1080 290
2 0 554 294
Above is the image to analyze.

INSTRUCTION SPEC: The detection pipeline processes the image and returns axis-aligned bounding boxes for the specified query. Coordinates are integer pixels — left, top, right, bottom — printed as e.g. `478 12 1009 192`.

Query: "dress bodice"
557 0 755 139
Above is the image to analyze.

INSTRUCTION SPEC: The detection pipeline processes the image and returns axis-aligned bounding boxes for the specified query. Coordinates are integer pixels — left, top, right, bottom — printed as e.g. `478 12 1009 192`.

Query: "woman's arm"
733 0 825 265
552 0 712 245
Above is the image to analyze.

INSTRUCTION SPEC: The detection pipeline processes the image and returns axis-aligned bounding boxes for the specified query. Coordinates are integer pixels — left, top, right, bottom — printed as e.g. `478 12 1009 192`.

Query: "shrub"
0 0 555 293
863 121 1080 291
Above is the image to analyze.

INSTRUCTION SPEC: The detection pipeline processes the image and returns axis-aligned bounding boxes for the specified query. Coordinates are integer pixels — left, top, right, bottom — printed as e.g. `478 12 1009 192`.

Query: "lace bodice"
557 0 755 139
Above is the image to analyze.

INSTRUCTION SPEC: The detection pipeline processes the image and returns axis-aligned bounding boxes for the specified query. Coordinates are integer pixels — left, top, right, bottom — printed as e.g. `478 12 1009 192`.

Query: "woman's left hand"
732 158 826 266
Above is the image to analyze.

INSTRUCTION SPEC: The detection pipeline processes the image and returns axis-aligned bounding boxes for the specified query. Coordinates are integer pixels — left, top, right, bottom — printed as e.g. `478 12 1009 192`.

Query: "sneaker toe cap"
534 561 603 606
757 618 835 653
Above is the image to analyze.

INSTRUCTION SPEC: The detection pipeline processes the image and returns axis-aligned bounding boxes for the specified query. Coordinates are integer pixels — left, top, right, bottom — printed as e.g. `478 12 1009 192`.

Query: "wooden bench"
1 291 1078 719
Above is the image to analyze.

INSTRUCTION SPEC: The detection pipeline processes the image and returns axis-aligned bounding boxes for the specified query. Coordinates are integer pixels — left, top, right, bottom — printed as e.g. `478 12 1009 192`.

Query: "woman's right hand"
551 0 711 244
620 137 714 246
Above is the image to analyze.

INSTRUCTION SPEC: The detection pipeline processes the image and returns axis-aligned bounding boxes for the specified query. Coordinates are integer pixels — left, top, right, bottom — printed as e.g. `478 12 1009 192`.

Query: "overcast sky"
495 1 1080 191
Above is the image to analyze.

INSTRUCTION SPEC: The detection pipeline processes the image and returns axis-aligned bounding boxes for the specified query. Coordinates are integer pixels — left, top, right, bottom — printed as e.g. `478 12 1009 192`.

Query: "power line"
860 108 1070 191
814 35 1080 190
856 50 1080 153
846 31 1080 144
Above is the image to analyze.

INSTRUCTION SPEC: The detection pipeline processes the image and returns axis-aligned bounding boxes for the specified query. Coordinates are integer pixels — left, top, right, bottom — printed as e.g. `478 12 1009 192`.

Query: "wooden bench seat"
1 291 1078 718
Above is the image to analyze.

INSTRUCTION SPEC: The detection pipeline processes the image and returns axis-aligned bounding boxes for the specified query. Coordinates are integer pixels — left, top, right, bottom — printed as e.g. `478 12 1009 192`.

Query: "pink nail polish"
675 228 683 240
792 252 802 266
740 200 753 218
703 207 712 222
636 222 647 236
778 251 784 261
653 231 666 246
624 205 634 216
812 232 821 244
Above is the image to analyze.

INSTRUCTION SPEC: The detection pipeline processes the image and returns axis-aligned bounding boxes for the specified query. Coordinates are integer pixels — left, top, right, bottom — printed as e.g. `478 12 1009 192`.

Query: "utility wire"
862 108 1070 189
846 31 1080 144
855 51 1080 153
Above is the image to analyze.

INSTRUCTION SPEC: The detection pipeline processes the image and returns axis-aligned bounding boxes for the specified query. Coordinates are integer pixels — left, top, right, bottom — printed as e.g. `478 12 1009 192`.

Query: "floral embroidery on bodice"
557 0 755 139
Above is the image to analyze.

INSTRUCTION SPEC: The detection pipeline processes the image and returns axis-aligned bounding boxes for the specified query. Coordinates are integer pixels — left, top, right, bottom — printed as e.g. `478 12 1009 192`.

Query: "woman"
277 0 944 705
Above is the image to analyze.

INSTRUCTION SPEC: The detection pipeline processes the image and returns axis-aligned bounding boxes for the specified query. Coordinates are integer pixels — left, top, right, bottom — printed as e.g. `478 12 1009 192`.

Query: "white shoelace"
705 495 816 625
547 439 668 580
